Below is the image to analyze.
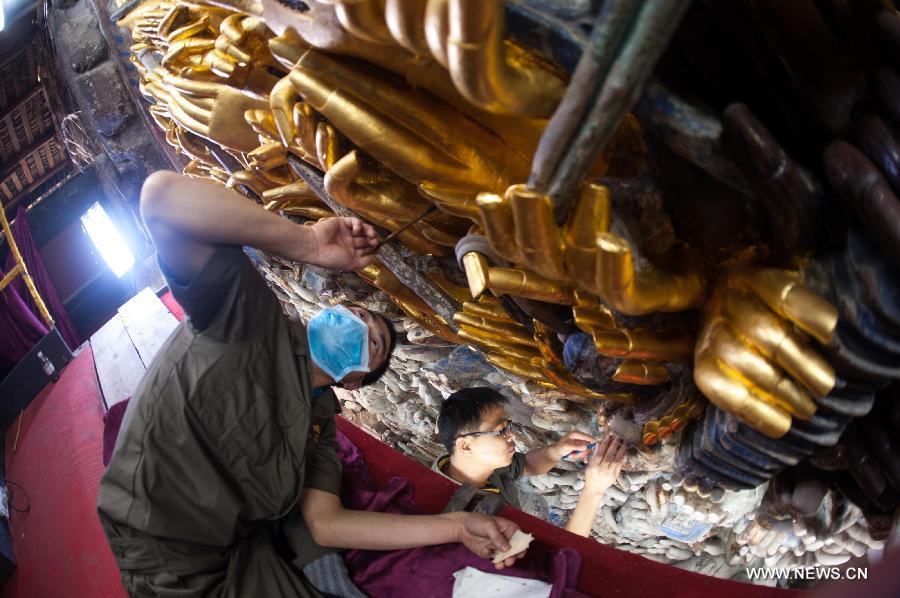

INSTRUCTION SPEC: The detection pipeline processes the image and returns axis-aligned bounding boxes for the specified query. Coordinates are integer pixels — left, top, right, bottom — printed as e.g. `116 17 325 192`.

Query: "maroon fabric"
8 207 81 349
0 208 80 369
102 398 130 466
335 429 589 598
0 277 49 368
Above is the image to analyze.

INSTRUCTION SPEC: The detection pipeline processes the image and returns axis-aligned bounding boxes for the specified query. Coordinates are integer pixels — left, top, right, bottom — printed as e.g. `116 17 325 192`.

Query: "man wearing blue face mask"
98 172 526 597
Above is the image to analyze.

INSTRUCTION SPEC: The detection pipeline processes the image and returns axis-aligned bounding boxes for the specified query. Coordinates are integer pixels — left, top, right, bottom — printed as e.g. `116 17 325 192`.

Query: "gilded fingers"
694 268 839 437
444 0 565 117
719 292 835 398
694 353 793 439
732 268 837 345
508 185 567 280
563 182 610 290
286 48 528 203
324 152 450 254
703 319 816 419
333 0 395 45
594 233 706 315
384 0 430 56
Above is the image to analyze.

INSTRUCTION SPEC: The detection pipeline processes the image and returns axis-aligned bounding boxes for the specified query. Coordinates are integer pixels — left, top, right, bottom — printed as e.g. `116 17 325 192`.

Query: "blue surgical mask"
308 306 370 383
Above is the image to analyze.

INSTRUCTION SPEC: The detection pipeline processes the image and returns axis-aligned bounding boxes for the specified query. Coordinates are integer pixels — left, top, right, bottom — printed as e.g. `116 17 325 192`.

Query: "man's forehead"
480 404 508 428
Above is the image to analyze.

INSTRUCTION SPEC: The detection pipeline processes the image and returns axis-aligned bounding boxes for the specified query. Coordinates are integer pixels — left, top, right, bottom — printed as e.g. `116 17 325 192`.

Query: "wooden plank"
118 288 179 369
90 314 147 410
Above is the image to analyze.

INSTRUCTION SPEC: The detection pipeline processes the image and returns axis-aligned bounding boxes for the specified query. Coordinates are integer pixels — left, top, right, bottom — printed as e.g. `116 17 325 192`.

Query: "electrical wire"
1 478 31 514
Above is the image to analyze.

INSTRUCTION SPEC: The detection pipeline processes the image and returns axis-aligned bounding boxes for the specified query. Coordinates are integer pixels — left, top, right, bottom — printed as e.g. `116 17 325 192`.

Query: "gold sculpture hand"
694 269 838 438
324 151 465 255
260 0 564 118
201 13 282 97
267 47 530 219
464 181 706 315
150 70 269 153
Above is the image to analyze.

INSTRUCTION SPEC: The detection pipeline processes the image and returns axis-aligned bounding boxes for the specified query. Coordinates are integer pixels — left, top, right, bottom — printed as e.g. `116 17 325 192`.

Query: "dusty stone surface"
56 0 108 73
76 62 133 138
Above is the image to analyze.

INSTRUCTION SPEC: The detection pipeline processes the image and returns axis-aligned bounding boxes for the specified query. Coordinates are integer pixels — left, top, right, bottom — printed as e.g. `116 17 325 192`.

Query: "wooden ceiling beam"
1 161 69 215
0 134 60 182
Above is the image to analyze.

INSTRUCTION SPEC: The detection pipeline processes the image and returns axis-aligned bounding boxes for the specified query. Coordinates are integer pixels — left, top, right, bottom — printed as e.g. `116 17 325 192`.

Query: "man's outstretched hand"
453 512 527 570
303 217 380 271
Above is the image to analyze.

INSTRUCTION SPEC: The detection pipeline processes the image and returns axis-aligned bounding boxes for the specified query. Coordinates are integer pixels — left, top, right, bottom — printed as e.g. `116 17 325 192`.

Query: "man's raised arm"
139 170 379 283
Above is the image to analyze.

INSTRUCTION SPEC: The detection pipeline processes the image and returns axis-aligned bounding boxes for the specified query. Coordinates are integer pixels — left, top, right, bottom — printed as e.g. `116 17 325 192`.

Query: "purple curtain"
0 207 81 369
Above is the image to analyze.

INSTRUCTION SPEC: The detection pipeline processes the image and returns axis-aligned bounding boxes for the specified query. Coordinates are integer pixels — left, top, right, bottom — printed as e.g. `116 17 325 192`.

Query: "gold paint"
507 184 566 280
281 205 335 220
462 252 489 299
166 15 210 42
261 180 318 202
485 353 546 382
593 328 693 361
457 325 541 361
694 353 792 439
315 122 339 170
563 182 610 291
461 300 514 323
486 267 575 305
703 319 816 420
424 0 450 66
595 232 706 315
333 0 395 45
285 48 529 202
444 0 564 116
452 312 534 347
227 170 275 197
572 292 617 332
475 192 523 263
733 269 838 345
539 362 635 405
612 361 671 385
720 292 835 397
384 0 430 55
324 151 448 255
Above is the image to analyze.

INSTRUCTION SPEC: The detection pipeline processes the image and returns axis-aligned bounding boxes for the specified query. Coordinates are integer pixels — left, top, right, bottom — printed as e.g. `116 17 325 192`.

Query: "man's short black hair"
360 311 397 387
437 387 507 454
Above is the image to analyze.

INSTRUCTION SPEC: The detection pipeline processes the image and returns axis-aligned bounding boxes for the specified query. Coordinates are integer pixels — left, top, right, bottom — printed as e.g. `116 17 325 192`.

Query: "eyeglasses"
457 420 514 439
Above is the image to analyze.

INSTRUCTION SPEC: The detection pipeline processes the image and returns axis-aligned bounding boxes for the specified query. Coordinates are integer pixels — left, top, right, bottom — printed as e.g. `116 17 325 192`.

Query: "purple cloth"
0 208 81 369
102 398 131 466
0 280 49 367
336 430 589 598
8 207 81 348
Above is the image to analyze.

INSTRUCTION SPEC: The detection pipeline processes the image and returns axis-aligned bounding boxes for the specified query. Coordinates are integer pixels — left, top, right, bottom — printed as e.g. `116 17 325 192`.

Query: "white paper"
451 566 552 598
492 530 533 563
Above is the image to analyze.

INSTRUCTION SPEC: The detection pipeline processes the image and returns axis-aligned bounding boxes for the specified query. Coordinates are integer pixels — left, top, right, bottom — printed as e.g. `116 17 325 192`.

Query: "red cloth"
159 290 185 322
335 427 588 598
102 398 130 466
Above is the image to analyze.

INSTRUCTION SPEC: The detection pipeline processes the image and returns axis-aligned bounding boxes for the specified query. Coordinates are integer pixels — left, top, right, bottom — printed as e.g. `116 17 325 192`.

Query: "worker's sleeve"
158 244 277 338
303 415 342 496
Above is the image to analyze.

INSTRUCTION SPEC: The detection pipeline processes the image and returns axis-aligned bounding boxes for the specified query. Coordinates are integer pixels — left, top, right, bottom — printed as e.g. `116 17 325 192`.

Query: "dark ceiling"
0 5 73 218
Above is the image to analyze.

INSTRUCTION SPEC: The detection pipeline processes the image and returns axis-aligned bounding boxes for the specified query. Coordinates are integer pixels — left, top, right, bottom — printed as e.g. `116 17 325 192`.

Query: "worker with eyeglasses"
434 387 627 534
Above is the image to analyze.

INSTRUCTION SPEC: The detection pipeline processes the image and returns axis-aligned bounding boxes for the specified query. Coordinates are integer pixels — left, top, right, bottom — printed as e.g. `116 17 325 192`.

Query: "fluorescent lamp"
1 0 5 32
81 202 136 277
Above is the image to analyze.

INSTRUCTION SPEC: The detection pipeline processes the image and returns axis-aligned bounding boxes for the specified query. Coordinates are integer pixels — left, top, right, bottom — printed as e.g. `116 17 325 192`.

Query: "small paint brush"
362 205 437 255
